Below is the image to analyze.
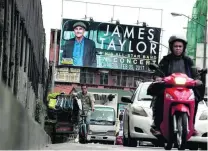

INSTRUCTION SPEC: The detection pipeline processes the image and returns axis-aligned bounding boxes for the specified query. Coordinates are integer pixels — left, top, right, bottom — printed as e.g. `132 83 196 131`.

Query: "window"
136 84 152 100
121 76 127 87
133 77 140 87
116 75 121 86
127 77 134 87
90 107 115 125
80 69 95 84
100 73 108 85
115 74 127 87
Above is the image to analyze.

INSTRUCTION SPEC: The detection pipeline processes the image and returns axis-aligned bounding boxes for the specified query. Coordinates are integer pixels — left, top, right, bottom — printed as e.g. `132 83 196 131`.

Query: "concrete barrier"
0 81 51 150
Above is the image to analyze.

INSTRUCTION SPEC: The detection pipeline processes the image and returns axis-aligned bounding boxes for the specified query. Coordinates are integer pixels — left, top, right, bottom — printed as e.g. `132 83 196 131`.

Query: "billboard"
59 18 161 71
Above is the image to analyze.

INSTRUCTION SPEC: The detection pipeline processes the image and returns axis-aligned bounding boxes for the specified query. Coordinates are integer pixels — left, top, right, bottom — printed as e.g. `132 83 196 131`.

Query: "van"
87 105 116 144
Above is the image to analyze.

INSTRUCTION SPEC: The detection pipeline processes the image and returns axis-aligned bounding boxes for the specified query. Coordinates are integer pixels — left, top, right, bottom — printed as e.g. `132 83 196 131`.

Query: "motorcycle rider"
150 35 203 136
74 85 95 128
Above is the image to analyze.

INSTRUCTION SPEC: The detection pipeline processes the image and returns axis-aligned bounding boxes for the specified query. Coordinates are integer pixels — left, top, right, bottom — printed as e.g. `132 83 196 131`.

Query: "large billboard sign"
59 18 161 71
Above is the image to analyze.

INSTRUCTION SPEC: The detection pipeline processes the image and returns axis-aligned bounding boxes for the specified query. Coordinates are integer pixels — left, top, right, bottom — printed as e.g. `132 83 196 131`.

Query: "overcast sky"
41 0 196 61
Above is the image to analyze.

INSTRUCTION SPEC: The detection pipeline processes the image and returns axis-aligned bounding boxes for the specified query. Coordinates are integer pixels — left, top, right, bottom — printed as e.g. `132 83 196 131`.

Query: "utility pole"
203 18 207 68
51 29 58 92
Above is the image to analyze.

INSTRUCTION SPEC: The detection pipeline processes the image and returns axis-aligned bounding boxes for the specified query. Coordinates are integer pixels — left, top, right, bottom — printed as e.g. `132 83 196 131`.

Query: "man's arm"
186 57 200 80
62 44 66 58
89 93 95 111
153 57 167 81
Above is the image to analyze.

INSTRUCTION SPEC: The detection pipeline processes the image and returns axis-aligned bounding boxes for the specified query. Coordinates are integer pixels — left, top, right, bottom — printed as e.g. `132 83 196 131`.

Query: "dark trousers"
152 95 199 128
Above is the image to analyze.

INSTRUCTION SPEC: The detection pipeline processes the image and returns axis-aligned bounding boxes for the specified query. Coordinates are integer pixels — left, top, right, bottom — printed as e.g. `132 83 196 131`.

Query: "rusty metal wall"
0 0 50 131
15 0 45 71
0 0 48 98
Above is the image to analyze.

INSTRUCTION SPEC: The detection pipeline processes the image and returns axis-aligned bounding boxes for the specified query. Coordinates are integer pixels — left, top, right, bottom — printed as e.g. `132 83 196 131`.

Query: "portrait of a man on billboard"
61 21 97 67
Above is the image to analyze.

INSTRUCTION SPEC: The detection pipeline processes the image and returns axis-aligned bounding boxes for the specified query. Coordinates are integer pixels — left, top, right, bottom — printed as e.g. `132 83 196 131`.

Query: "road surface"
42 142 185 150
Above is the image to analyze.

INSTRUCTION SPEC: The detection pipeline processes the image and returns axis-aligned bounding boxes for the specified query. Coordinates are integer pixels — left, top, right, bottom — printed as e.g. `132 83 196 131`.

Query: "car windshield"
137 83 152 100
90 107 115 125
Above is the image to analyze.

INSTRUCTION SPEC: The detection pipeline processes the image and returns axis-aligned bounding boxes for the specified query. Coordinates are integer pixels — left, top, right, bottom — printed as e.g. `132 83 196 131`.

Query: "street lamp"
171 12 207 68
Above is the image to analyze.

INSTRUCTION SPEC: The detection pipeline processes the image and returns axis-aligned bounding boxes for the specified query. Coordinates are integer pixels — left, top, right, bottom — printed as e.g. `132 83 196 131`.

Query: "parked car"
121 82 208 149
122 82 154 147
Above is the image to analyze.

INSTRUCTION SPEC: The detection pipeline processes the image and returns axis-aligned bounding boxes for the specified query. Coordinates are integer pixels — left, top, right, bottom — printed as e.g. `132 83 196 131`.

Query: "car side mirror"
121 96 132 103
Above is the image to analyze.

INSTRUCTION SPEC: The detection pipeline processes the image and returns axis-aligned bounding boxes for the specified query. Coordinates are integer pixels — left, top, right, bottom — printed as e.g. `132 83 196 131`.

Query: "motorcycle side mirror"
149 63 165 77
149 63 159 70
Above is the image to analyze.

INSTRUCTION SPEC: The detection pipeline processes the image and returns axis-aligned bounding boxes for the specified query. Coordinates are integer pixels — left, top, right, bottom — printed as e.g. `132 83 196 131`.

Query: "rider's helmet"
168 35 187 55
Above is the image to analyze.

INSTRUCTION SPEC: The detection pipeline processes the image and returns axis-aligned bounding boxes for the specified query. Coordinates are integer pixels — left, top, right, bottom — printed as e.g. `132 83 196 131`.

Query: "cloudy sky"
41 0 196 61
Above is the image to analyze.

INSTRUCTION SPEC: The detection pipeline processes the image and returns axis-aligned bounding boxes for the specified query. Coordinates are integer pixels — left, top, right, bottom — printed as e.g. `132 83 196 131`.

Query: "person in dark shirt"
150 35 202 136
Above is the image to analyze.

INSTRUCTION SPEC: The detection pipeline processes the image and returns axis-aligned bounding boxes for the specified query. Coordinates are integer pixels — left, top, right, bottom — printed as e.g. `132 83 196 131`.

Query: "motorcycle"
148 63 204 150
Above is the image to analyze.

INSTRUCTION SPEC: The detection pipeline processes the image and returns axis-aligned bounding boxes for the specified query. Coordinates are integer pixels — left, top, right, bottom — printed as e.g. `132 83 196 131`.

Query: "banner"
55 68 80 83
59 18 161 72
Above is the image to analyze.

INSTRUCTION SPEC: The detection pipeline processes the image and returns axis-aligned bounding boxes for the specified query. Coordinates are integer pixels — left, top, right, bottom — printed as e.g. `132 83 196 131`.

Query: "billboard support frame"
51 29 58 92
58 0 163 72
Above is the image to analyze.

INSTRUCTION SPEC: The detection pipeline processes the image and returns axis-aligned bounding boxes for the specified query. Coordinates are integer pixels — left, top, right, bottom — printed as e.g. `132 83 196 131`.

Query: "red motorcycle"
148 64 202 150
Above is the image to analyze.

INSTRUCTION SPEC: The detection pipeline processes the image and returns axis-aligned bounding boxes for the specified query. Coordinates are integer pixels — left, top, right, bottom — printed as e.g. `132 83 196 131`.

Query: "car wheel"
187 143 199 150
123 133 128 146
123 116 128 146
127 118 137 147
201 143 207 150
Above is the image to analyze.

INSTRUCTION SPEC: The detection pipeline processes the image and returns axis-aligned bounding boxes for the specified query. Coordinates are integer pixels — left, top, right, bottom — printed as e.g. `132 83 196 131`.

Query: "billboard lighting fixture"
142 22 147 27
136 20 148 27
116 20 120 25
83 15 94 22
110 18 120 25
90 17 94 22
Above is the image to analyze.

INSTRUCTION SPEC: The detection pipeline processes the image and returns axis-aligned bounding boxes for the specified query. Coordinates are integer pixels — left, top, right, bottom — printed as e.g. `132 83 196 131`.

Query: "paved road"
42 142 182 150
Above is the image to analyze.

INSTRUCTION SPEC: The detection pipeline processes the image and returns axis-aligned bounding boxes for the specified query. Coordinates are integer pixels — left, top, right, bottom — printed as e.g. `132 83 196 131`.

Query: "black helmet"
168 35 187 53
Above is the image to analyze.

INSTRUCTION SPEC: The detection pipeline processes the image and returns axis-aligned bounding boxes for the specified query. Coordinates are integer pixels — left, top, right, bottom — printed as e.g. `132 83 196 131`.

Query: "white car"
121 82 208 148
122 82 154 147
